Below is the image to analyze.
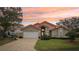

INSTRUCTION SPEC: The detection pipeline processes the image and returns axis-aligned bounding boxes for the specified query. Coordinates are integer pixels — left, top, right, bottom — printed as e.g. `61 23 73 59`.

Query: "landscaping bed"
35 39 79 51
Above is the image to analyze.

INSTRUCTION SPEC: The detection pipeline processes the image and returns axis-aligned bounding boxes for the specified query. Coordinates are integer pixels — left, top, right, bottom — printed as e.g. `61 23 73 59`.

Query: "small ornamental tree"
66 28 79 42
66 30 77 42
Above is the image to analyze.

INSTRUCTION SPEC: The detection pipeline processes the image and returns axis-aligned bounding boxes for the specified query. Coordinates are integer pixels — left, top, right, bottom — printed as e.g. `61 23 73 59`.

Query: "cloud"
22 7 79 26
38 8 79 18
22 22 36 26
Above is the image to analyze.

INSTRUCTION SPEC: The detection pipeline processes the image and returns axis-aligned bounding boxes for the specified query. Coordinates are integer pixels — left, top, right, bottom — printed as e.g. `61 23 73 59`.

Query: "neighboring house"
23 21 69 39
6 24 24 38
14 24 24 38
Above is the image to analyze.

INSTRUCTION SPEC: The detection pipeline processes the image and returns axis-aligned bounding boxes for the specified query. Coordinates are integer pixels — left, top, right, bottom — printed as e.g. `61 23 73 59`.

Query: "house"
22 21 69 39
6 24 24 38
14 24 24 38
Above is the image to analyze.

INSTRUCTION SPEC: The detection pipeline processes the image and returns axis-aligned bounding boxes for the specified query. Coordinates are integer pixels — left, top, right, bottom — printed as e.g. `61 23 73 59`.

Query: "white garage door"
23 31 39 39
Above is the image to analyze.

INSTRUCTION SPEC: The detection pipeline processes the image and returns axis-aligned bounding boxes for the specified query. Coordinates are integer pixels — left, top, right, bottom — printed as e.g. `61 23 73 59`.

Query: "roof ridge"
33 23 40 25
41 21 56 26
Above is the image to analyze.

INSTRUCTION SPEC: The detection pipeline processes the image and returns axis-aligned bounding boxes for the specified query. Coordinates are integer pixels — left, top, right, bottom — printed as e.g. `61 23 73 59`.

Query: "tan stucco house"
22 21 69 39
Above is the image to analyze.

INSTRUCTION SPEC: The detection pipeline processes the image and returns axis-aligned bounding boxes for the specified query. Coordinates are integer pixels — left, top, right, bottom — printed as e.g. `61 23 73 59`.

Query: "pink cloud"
22 7 79 26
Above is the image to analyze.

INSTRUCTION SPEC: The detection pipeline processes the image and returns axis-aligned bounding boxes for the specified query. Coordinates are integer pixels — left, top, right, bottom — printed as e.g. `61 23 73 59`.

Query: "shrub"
41 35 50 40
50 37 70 40
66 29 79 42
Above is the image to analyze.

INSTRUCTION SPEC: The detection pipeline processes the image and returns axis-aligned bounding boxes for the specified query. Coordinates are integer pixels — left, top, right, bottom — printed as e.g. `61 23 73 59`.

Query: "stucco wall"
52 29 58 37
52 28 68 38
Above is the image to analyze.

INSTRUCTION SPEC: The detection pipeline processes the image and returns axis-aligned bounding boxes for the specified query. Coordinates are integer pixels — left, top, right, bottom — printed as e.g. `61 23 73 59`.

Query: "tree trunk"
2 28 8 38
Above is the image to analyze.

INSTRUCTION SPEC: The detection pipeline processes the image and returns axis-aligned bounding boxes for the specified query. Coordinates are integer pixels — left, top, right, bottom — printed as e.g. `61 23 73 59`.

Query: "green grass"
0 37 17 46
35 39 79 51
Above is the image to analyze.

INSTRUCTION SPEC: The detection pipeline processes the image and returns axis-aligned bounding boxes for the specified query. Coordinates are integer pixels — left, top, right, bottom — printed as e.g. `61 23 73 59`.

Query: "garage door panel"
23 32 39 39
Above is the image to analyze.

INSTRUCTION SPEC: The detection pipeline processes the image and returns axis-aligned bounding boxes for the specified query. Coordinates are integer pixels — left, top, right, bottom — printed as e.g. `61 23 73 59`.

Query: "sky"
22 7 79 26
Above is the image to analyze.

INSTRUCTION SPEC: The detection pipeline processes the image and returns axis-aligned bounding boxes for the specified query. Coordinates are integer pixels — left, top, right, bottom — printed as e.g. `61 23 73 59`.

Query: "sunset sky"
22 7 79 26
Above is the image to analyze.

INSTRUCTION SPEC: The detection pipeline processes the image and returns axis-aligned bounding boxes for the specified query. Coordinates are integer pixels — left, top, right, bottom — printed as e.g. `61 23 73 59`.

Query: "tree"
56 17 79 30
57 17 79 41
0 7 23 37
66 30 77 42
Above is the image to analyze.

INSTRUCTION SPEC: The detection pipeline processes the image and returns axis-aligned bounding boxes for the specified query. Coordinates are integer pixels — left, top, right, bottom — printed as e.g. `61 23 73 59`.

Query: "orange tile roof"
23 21 69 31
40 21 56 30
53 25 69 30
23 24 40 30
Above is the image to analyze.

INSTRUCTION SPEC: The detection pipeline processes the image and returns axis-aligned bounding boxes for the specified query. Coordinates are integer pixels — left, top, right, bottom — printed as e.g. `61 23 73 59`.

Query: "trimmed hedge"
39 36 71 40
40 35 50 40
50 37 71 40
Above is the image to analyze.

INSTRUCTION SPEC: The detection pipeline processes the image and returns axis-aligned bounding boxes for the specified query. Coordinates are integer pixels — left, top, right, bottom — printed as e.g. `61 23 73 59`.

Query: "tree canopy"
56 17 79 30
57 17 79 41
0 7 23 31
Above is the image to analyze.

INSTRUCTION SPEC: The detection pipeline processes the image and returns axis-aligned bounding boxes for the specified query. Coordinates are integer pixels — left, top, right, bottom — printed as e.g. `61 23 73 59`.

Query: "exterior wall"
52 29 58 37
57 28 68 38
62 29 69 37
45 27 49 36
51 28 68 38
58 28 63 37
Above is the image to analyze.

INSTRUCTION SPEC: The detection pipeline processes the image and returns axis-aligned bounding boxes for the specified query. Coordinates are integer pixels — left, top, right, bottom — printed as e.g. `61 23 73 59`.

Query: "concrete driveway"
0 38 38 51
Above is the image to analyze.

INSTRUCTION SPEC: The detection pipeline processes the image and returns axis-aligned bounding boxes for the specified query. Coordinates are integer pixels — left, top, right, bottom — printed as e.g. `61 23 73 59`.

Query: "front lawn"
35 39 79 51
0 37 17 46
